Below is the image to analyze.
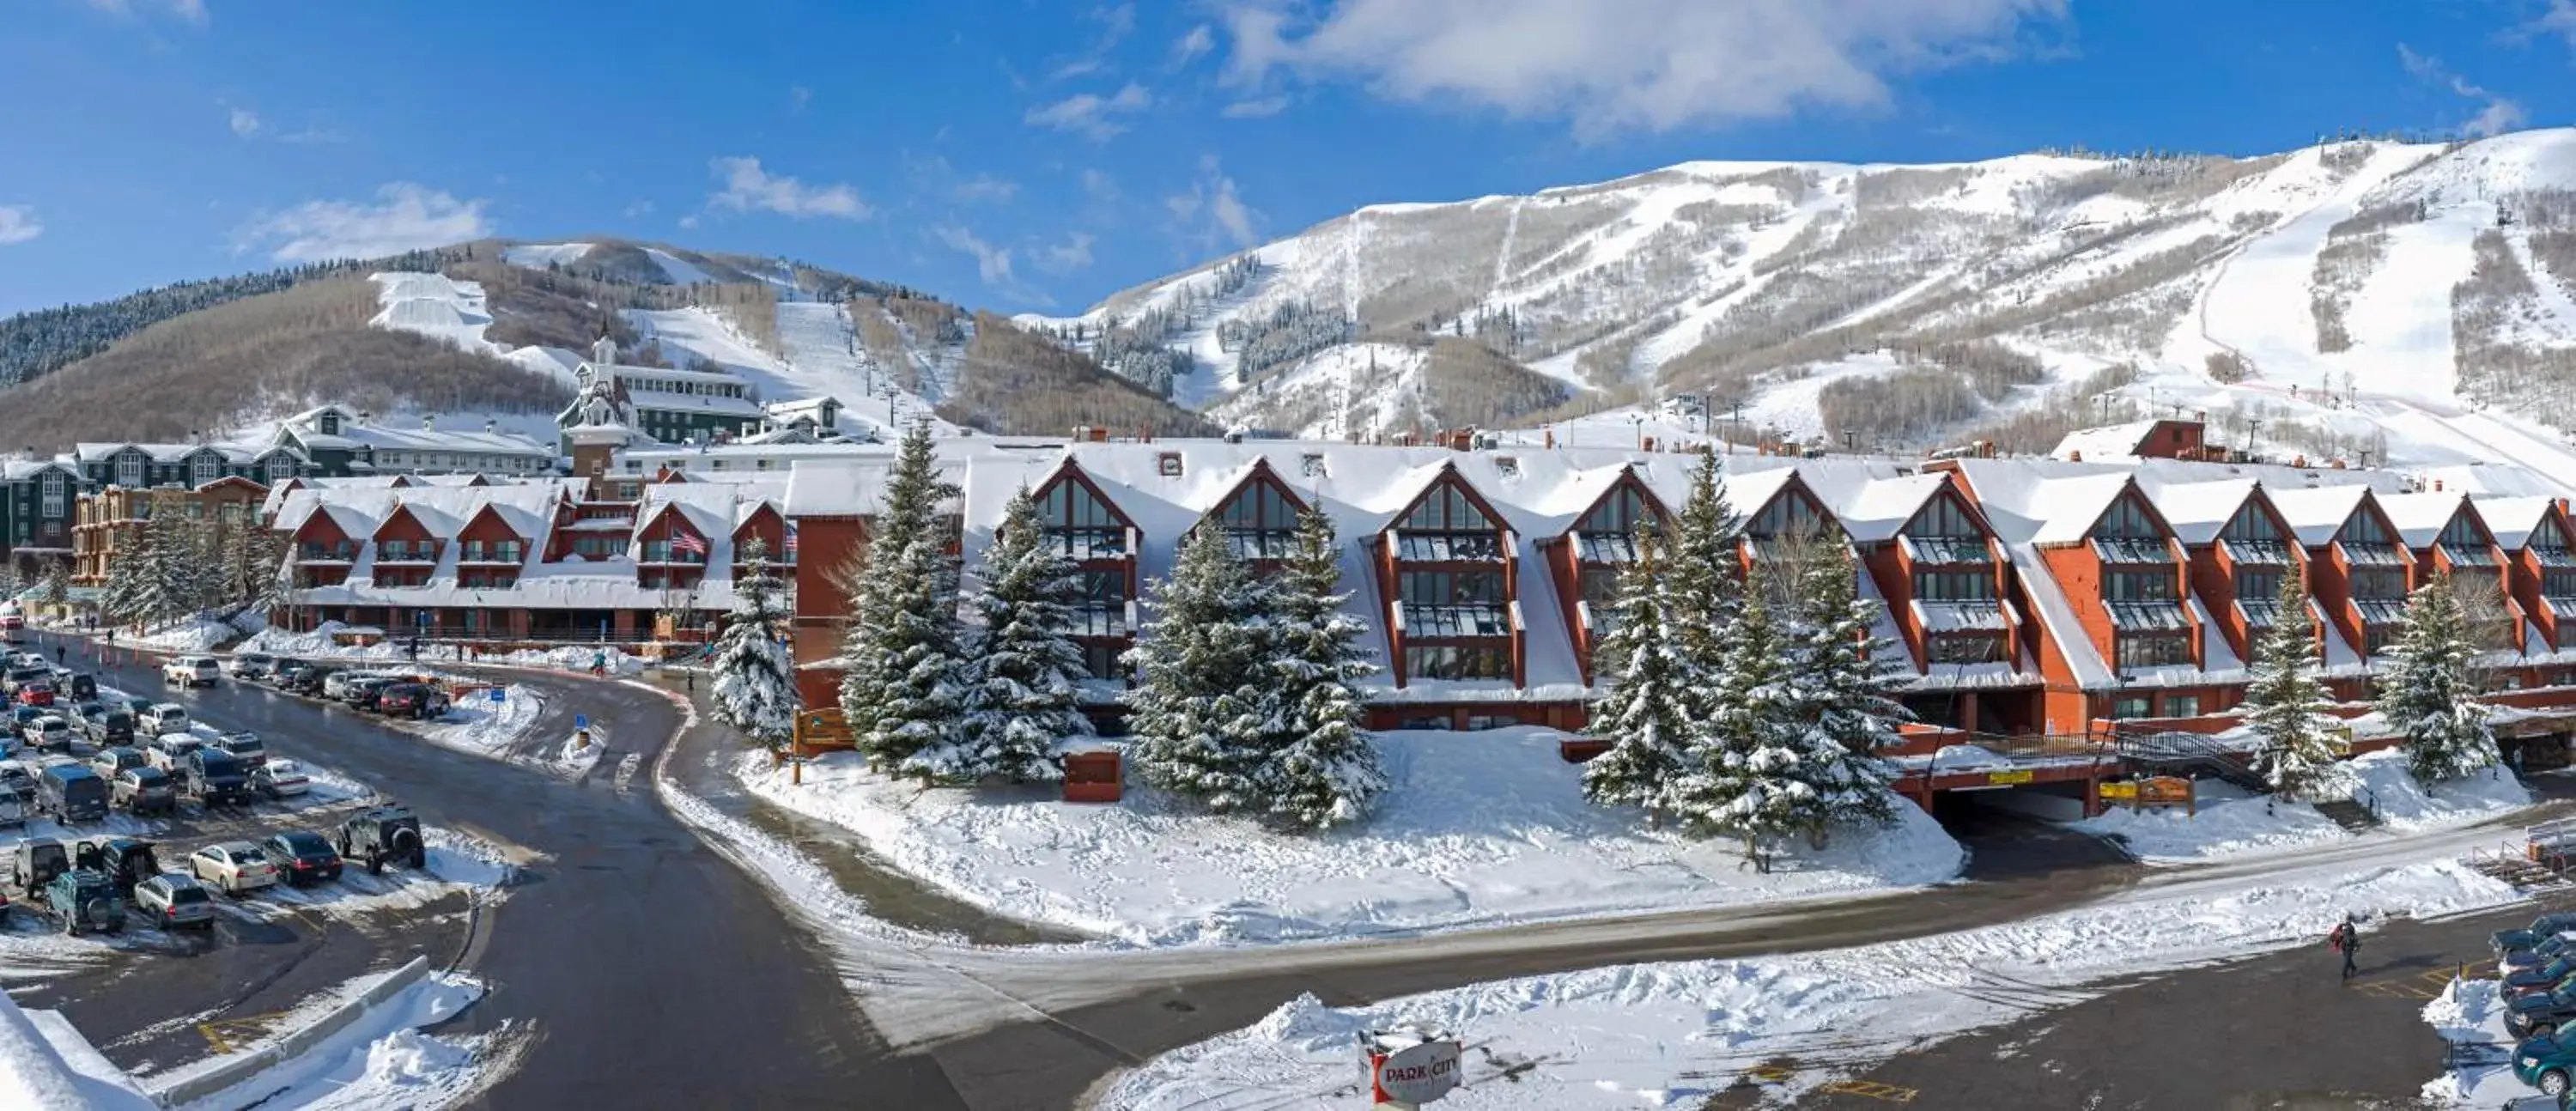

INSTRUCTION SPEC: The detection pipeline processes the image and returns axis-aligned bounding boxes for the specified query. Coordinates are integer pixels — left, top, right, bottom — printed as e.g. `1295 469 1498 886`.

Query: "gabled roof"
1835 473 1951 543
2473 495 2564 550
2050 420 2160 462
2134 477 2257 545
2375 491 2471 548
2262 485 2376 547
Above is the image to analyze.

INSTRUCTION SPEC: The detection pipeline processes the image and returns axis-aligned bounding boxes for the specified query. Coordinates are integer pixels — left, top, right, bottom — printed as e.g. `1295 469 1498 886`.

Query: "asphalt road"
45 633 966 1109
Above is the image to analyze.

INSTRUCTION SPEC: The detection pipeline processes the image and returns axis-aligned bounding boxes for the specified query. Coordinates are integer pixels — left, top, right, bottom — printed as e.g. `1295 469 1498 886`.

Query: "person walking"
2329 914 2361 980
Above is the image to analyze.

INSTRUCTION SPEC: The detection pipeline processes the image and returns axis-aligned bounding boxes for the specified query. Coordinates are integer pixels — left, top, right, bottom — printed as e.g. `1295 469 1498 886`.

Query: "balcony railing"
374 545 437 564
2537 547 2576 569
2437 543 2502 568
1397 603 1512 638
1900 535 1993 565
2105 600 2190 631
1394 531 1504 562
2092 537 2173 564
2354 598 2411 625
1576 532 1638 564
2236 598 2285 628
1912 598 2012 633
2340 543 2407 567
2220 537 2293 567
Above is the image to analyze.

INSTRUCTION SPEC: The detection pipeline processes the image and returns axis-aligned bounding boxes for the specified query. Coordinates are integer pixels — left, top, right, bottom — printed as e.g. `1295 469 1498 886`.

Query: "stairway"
2313 798 2381 832
2111 728 2271 793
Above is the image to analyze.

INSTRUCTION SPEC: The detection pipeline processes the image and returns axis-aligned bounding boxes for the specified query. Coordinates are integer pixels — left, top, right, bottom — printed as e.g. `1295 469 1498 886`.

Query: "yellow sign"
2099 781 2139 800
1984 769 2034 786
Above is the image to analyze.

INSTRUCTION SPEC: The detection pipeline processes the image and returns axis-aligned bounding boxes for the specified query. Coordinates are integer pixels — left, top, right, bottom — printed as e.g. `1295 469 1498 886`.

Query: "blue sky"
3 0 2574 319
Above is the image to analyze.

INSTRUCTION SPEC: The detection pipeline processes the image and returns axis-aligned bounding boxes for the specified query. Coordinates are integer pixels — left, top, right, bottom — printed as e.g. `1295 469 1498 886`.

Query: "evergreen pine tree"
100 528 147 629
1255 508 1385 830
918 487 1090 785
37 562 67 616
1124 524 1271 813
709 539 799 749
2244 568 2348 800
836 420 967 770
1776 553 1905 835
2379 571 2500 784
1662 450 1745 720
1662 592 1810 871
1578 519 1694 822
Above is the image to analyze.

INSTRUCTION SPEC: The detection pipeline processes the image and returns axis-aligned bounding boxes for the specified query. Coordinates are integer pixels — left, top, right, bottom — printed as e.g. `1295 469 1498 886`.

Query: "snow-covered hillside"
1038 129 2576 480
623 301 957 438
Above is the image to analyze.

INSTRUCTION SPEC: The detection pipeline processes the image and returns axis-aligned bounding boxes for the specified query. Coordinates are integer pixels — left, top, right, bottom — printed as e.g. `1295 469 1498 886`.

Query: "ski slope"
629 305 955 436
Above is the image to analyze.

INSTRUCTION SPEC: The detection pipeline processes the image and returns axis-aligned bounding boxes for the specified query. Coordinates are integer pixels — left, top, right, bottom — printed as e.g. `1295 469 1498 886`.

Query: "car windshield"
128 769 164 784
227 738 264 752
167 884 209 904
277 832 325 853
266 760 301 775
229 847 265 863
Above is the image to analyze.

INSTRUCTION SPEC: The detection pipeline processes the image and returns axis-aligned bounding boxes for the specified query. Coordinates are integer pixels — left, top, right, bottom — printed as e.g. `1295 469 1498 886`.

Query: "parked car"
339 806 425 873
222 653 275 680
343 676 400 711
374 683 449 719
187 841 277 895
2513 984 2576 1038
0 604 23 634
267 659 311 686
161 655 220 688
12 681 54 707
36 763 107 823
111 768 174 816
10 837 67 895
118 697 155 719
182 749 252 808
131 873 215 932
0 763 37 811
2503 932 2576 977
137 703 190 735
210 731 265 769
252 758 308 798
86 746 143 781
71 836 160 895
144 733 201 772
60 673 94 701
84 709 134 746
263 830 341 885
319 671 366 701
2494 914 2576 960
9 707 42 735
280 665 333 695
40 868 123 935
19 716 70 754
1 667 47 696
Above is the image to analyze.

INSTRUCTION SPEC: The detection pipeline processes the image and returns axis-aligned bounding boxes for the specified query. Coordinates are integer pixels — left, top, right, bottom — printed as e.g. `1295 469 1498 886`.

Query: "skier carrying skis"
2328 914 2361 980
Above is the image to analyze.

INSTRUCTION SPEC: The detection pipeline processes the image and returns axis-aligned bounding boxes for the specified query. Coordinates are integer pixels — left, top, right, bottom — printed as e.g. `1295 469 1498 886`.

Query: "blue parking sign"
489 687 506 703
575 713 588 731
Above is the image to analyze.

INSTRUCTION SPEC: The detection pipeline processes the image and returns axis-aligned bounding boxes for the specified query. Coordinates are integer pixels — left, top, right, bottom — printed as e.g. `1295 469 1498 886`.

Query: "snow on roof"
335 422 553 457
764 396 841 418
276 479 571 541
2134 477 2257 544
1832 473 1949 543
0 458 76 481
2050 420 2160 461
596 361 752 386
632 393 771 420
2263 485 2373 546
2475 495 2563 549
2374 490 2470 548
2420 463 2573 496
2005 540 2113 691
2025 475 2134 545
71 441 256 464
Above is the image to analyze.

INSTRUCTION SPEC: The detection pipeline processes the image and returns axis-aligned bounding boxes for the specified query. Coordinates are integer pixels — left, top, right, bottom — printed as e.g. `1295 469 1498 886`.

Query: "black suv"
339 805 426 873
281 665 334 696
183 749 253 808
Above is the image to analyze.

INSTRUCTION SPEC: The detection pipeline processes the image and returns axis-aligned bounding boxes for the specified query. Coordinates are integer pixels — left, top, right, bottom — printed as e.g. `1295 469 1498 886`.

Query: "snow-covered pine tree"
37 562 67 615
837 420 967 770
1123 523 1272 813
138 511 198 627
1578 519 1694 822
1662 590 1809 871
1255 507 1385 831
709 538 799 750
1662 449 1745 719
2243 568 2347 800
100 534 146 629
1777 553 1906 835
2379 571 2499 784
916 486 1090 785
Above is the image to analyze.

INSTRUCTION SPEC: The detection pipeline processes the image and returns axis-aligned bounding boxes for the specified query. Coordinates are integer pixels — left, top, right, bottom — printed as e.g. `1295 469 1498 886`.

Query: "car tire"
2547 1071 2572 1096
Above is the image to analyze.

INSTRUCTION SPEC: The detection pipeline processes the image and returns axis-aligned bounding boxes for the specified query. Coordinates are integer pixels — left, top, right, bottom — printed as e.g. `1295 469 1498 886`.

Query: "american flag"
782 525 799 557
671 532 708 556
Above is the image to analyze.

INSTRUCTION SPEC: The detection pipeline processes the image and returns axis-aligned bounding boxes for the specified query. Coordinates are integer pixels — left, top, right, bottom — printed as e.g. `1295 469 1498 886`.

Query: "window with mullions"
1904 495 1988 564
191 452 220 487
1216 480 1299 560
2109 695 2153 720
1579 567 1621 607
1915 569 1996 601
2438 512 2500 566
2097 495 2160 538
1400 571 1504 606
2104 569 2176 602
2234 567 2283 603
115 452 142 488
1079 642 1122 680
1404 604 1511 637
1396 484 1502 562
1404 645 1510 681
2342 511 2392 546
2115 634 2191 669
1574 487 1649 564
1927 634 2006 665
1041 480 1127 559
2548 568 2576 598
2350 566 2406 600
1747 492 1824 540
2221 507 2293 565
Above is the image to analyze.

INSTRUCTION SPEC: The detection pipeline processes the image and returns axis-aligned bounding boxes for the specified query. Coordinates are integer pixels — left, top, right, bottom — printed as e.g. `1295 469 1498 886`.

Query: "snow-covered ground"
627 305 955 438
239 622 650 677
0 990 153 1109
2421 975 2555 1108
2075 749 2533 863
738 727 1963 946
1103 857 2521 1109
159 969 496 1111
366 272 588 389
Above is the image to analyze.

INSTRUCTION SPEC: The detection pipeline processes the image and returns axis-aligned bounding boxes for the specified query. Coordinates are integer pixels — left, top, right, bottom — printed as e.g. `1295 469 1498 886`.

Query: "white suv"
162 656 220 688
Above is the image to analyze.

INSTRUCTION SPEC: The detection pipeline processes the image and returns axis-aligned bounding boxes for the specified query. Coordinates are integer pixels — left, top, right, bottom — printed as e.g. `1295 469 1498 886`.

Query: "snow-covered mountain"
1034 129 2576 476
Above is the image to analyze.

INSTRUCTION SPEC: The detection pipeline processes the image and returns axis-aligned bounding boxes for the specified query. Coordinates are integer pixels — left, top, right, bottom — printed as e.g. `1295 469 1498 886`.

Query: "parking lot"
0 635 505 1081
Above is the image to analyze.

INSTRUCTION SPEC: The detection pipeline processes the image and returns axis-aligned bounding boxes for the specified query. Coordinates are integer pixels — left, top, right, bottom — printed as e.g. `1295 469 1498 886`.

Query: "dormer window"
2338 512 2404 567
1040 479 1128 559
319 412 340 435
2090 495 2170 564
1901 495 1990 565
2437 513 2499 567
191 452 219 488
115 452 142 488
1157 452 1183 478
1396 483 1500 562
1215 479 1299 560
1574 486 1647 564
2220 506 2291 566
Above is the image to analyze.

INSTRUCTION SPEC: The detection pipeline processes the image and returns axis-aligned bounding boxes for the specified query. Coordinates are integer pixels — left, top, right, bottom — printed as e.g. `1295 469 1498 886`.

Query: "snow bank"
0 991 152 1111
164 972 489 1111
1106 858 2519 1109
241 622 649 675
125 616 246 653
2420 975 2546 1107
2075 750 2532 863
739 727 1964 946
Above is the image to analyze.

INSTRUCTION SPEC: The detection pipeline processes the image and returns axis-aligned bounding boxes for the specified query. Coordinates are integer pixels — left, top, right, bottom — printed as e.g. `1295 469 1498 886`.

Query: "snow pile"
241 622 650 675
164 972 490 1111
2075 749 2531 862
1105 859 2519 1109
2419 976 2542 1107
409 684 545 761
740 727 1964 945
0 991 152 1111
125 616 241 653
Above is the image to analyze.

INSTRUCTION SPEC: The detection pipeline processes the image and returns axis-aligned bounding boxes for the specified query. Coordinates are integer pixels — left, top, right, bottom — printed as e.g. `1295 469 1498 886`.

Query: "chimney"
2434 478 2444 492
2069 450 2083 463
422 415 436 432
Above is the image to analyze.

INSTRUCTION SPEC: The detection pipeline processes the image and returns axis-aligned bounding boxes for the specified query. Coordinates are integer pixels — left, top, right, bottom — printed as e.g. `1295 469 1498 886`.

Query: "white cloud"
1220 94 1290 118
1164 156 1261 252
1024 82 1153 141
954 173 1021 204
1170 23 1215 67
1216 0 2063 137
1035 232 1097 274
933 224 1016 285
83 0 204 21
678 214 702 230
0 206 42 246
227 107 260 137
707 156 872 220
2399 44 2527 139
2537 1 2576 51
234 183 490 262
